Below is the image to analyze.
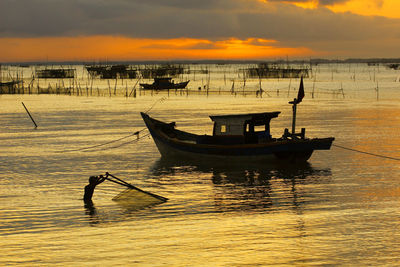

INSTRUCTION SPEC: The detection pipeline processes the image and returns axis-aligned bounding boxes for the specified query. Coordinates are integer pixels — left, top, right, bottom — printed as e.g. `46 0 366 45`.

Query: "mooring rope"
56 98 166 153
145 97 167 113
83 133 151 152
57 128 148 153
333 144 400 161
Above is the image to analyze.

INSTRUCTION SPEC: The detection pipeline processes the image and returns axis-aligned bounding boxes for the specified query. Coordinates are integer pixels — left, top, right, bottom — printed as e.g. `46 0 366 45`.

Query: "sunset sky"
1 0 400 62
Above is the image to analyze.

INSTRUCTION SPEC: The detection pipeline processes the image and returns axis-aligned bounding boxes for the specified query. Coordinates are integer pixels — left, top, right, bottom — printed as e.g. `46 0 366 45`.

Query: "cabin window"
220 125 226 133
254 125 265 132
245 123 254 133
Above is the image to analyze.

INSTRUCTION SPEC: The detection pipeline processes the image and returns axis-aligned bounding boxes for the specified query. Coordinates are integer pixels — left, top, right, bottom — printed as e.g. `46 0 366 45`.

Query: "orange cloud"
277 0 400 18
0 36 315 62
281 0 319 9
327 0 400 18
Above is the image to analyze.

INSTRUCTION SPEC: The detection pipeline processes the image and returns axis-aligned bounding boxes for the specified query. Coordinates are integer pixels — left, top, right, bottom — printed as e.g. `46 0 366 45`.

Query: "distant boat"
140 78 189 90
141 111 334 162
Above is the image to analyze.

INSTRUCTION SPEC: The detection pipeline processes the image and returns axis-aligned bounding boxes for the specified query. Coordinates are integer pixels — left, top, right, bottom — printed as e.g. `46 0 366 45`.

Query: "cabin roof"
209 112 280 122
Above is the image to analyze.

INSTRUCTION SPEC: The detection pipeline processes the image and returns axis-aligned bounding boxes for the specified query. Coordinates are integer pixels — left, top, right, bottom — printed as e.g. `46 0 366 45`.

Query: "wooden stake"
21 102 38 129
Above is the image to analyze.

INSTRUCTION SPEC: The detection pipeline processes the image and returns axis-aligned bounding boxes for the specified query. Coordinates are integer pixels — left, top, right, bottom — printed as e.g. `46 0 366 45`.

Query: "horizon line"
2 57 400 65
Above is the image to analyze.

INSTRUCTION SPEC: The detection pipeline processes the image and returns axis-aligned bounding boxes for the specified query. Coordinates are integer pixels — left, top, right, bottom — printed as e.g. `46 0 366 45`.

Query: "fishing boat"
141 78 334 162
141 111 333 162
140 77 189 90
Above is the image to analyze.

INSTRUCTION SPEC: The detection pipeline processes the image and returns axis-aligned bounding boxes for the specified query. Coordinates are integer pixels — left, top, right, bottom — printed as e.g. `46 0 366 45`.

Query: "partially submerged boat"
140 77 189 90
141 78 334 162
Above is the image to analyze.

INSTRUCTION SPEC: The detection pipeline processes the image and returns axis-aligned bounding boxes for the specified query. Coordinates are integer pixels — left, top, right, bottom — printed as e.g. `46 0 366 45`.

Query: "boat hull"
141 112 334 163
140 81 189 90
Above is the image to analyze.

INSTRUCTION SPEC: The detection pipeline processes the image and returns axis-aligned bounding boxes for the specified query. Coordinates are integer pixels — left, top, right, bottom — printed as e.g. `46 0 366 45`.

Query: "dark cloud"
130 0 244 10
318 0 348 4
0 0 259 37
1 0 400 57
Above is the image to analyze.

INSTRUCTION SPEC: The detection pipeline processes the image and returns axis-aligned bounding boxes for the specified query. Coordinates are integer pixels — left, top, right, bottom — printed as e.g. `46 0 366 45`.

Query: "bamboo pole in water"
312 78 315 98
107 80 111 97
90 77 93 96
114 77 117 95
21 102 38 129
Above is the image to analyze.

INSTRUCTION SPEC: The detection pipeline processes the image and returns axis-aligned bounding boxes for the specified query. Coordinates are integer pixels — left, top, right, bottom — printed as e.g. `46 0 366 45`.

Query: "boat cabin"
153 78 173 86
205 112 281 144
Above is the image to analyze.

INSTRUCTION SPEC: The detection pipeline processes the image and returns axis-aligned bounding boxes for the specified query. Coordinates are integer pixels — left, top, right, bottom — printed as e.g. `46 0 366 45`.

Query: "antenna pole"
291 99 297 134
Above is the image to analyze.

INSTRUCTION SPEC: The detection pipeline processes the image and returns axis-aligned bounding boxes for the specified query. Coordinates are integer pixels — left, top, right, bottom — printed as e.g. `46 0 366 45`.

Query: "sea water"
1 63 400 266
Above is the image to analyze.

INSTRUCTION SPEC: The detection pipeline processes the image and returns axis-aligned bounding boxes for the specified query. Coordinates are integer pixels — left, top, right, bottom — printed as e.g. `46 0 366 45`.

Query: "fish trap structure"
0 80 24 94
86 65 138 79
245 63 310 79
386 64 400 70
139 64 186 79
35 68 75 79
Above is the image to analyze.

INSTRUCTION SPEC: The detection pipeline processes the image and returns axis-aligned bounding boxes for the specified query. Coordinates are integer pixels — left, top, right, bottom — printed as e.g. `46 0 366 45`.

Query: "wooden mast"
291 99 297 134
289 77 304 135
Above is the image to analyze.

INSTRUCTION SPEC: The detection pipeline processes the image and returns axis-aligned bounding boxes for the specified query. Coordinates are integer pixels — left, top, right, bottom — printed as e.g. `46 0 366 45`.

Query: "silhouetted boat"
140 78 189 90
141 77 334 162
141 111 334 162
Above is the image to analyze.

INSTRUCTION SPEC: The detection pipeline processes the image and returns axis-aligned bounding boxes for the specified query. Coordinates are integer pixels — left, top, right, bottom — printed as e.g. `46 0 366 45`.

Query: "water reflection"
80 159 332 225
151 158 331 184
82 195 168 226
150 158 332 213
84 201 100 225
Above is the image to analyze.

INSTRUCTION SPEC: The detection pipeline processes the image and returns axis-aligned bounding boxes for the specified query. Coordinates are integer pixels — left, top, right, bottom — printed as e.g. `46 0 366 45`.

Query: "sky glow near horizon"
1 0 400 62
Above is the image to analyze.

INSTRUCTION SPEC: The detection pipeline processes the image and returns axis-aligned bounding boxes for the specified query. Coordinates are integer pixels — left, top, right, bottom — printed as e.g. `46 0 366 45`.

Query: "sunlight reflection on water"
1 80 400 265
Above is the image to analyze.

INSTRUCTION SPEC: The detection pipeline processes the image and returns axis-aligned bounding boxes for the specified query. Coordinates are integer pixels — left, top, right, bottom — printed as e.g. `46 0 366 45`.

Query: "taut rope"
333 144 400 161
57 128 148 153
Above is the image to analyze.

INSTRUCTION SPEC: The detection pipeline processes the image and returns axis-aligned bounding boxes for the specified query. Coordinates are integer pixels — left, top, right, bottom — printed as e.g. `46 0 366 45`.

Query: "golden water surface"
1 65 400 266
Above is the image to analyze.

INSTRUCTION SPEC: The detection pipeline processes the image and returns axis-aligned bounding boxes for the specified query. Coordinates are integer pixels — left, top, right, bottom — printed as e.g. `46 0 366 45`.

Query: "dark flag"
296 76 305 104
